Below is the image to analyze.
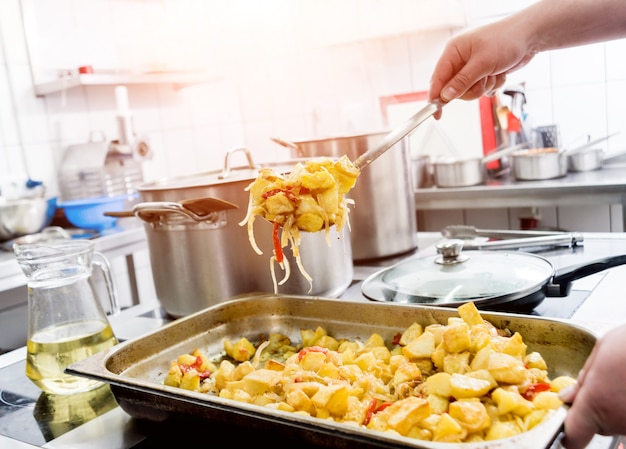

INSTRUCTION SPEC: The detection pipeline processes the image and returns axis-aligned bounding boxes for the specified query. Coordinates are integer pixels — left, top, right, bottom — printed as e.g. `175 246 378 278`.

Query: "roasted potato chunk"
165 302 572 444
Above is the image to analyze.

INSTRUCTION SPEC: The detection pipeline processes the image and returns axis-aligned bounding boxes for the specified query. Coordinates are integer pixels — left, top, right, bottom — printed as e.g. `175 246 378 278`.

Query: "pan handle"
546 254 626 297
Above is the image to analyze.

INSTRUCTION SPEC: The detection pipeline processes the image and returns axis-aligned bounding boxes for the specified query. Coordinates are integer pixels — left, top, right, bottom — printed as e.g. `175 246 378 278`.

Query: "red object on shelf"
479 96 499 170
520 217 540 230
507 111 522 133
78 65 94 74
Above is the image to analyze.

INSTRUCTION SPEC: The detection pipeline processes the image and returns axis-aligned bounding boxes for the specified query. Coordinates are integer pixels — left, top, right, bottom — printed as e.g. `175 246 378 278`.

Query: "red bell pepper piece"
521 382 551 400
272 222 284 263
362 398 393 426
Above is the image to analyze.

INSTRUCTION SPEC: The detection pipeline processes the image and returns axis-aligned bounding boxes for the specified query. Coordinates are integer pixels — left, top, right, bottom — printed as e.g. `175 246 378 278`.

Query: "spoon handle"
353 100 443 170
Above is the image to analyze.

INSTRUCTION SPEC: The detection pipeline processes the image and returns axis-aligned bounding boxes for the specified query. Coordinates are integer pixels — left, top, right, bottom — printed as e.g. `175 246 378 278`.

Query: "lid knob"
435 239 469 265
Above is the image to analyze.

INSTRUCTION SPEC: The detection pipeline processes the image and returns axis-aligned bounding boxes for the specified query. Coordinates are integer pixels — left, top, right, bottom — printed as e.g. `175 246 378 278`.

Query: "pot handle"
271 137 304 157
546 254 626 297
218 147 259 179
481 142 531 164
131 201 226 225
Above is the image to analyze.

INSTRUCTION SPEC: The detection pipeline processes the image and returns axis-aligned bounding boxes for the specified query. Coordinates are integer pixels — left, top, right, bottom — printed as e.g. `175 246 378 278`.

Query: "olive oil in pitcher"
14 240 121 395
26 320 117 394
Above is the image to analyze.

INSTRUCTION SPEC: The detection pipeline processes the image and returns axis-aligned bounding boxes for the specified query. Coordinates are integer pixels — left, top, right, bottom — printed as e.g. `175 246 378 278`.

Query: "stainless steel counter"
415 163 626 228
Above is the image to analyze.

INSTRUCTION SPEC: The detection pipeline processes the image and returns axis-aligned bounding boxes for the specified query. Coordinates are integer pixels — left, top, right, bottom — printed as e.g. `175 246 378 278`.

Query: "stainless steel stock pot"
284 132 417 261
135 148 353 317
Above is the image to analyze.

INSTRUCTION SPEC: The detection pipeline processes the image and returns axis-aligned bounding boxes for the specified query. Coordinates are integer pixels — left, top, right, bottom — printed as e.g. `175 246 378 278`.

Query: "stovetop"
2 233 626 448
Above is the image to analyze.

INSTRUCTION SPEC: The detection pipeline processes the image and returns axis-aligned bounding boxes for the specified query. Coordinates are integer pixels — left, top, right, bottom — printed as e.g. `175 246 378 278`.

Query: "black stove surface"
0 359 118 446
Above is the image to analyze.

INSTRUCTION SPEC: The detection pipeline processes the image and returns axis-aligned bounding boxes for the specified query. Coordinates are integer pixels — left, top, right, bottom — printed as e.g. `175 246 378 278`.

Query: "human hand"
559 323 626 449
428 16 535 117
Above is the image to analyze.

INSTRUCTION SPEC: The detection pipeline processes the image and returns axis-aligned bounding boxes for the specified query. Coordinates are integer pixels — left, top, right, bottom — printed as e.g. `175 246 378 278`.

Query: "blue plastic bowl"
60 195 129 231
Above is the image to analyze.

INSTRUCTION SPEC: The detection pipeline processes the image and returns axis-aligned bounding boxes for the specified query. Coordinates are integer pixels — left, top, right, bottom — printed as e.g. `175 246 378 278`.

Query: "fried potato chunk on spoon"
256 99 444 233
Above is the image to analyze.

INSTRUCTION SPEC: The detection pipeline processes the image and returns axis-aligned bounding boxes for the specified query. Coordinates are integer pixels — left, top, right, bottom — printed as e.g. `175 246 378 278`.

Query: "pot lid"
138 147 306 192
361 240 554 306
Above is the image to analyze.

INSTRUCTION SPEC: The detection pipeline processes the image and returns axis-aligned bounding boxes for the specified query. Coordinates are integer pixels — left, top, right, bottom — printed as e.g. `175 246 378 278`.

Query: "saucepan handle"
546 254 626 297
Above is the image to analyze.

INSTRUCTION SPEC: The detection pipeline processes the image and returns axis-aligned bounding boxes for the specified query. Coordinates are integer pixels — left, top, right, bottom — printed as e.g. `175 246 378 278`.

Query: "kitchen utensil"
442 224 567 239
104 196 238 221
67 294 593 449
134 147 353 317
441 225 564 239
532 125 560 148
457 233 584 250
272 102 440 259
432 142 530 187
284 132 415 261
60 194 130 231
353 100 442 170
441 225 584 250
14 239 119 394
59 131 144 201
0 196 57 242
361 239 626 312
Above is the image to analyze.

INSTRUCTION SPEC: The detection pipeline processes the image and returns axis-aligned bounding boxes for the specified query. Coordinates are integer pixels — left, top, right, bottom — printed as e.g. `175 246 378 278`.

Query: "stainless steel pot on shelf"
135 148 353 318
511 148 567 181
284 132 417 261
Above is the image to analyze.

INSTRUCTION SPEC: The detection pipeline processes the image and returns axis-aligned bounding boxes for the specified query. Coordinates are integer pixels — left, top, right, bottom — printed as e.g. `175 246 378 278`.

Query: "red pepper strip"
272 222 284 263
297 346 328 361
362 399 393 426
262 187 300 203
197 370 212 379
262 188 282 199
392 332 402 346
521 382 551 400
362 398 378 426
191 356 204 370
374 402 393 413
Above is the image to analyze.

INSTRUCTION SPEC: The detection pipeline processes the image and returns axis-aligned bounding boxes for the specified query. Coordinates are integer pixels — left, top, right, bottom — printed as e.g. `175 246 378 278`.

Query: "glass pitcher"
14 239 120 395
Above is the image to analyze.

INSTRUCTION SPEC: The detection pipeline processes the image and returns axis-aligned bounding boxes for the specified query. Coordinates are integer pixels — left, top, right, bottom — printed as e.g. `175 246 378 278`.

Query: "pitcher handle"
92 251 121 316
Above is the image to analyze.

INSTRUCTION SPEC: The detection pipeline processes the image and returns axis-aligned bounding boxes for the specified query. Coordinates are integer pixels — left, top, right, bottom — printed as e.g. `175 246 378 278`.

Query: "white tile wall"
1 0 626 347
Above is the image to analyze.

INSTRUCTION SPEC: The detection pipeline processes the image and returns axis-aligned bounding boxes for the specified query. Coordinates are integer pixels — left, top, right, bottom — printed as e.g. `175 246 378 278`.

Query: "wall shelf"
33 71 221 97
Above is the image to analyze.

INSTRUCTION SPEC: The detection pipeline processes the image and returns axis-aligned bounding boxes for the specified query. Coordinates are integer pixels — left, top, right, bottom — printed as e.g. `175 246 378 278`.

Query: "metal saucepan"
510 147 566 181
512 134 618 180
567 147 626 172
134 147 354 318
432 143 529 188
361 239 626 312
274 132 417 261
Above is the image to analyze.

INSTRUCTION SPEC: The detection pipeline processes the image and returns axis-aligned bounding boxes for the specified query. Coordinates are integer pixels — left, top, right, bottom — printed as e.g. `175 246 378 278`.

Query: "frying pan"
361 239 626 312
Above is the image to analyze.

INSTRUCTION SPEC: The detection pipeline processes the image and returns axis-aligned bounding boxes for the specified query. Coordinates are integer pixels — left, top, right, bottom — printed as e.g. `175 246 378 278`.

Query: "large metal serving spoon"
272 100 444 171
353 100 443 170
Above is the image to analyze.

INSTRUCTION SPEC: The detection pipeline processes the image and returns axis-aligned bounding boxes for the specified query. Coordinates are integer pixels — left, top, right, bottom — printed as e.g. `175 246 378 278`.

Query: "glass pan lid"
361 249 554 305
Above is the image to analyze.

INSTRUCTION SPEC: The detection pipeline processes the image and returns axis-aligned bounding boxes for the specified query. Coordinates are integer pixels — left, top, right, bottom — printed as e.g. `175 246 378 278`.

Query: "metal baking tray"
67 294 596 449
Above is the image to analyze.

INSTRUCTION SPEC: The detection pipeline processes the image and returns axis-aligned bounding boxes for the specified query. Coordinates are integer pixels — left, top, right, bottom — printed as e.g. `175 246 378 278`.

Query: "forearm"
513 0 626 53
